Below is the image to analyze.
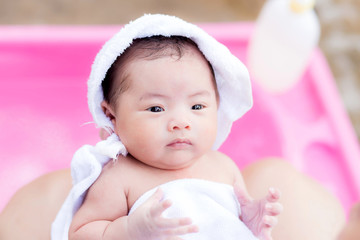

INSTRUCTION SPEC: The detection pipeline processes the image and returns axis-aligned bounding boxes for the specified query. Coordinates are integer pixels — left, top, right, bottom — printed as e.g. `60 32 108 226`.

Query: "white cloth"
51 14 253 239
129 179 258 240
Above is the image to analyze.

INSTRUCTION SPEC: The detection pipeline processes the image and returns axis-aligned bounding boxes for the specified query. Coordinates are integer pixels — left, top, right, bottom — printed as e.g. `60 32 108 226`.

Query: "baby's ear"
101 101 116 124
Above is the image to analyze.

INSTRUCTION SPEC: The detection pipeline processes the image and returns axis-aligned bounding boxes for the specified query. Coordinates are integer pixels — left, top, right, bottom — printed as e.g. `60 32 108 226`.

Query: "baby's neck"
143 152 217 179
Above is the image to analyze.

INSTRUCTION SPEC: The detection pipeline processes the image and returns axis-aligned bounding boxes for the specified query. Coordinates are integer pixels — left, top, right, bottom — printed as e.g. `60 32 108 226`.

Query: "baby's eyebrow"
189 90 212 98
139 93 169 101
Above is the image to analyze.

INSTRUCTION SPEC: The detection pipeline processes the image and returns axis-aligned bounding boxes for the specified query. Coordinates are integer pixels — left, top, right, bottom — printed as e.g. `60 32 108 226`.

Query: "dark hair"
101 35 216 107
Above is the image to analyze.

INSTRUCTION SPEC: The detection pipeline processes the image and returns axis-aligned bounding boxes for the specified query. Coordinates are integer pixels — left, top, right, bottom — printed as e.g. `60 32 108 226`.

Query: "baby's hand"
234 182 282 240
127 188 198 240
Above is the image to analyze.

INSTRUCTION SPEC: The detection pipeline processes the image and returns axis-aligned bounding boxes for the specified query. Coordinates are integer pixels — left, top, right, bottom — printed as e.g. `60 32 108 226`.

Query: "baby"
52 14 282 240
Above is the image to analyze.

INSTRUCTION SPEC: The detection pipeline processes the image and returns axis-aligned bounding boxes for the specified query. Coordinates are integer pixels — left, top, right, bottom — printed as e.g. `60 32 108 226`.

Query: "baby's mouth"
167 138 192 148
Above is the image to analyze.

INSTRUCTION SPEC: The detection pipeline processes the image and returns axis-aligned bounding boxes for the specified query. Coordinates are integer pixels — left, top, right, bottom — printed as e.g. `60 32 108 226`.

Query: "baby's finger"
262 215 278 228
147 188 165 203
265 202 283 216
164 237 184 240
162 223 199 236
267 188 281 202
150 199 173 218
146 188 171 216
165 237 182 240
156 217 193 229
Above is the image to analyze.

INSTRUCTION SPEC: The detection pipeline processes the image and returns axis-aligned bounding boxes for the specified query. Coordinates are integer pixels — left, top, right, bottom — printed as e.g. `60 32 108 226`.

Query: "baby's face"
112 49 218 169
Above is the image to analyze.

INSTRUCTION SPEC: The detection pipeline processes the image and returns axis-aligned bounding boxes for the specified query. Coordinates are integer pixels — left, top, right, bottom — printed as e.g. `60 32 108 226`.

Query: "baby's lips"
167 138 192 148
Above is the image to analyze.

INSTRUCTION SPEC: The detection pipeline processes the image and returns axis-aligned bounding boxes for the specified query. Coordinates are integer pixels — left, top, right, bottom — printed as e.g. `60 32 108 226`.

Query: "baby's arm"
68 163 130 239
69 164 197 240
233 173 282 240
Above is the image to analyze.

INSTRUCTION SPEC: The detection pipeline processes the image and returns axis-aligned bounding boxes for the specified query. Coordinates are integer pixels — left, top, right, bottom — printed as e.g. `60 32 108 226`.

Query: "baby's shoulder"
78 156 132 221
198 151 240 185
87 155 139 201
206 151 239 172
208 150 235 163
100 154 141 180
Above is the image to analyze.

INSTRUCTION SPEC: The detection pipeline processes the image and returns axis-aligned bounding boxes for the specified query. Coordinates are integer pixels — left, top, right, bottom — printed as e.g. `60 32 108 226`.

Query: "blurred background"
0 0 359 139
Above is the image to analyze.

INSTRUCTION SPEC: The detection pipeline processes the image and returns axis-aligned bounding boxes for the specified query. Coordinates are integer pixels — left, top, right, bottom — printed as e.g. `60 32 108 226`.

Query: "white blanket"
129 179 258 239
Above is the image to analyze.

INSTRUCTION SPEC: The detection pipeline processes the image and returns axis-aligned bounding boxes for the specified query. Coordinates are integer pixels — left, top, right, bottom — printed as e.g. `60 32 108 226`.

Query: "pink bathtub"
0 23 359 213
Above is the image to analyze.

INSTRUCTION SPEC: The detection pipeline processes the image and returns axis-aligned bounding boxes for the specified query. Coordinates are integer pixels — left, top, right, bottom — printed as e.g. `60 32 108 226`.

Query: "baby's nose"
168 119 191 131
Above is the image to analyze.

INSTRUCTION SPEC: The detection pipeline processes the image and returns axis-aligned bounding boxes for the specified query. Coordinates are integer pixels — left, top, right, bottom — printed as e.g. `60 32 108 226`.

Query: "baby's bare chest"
124 160 235 210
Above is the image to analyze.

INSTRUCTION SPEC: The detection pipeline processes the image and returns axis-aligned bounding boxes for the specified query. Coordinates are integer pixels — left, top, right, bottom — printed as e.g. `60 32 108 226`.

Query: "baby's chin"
145 156 199 171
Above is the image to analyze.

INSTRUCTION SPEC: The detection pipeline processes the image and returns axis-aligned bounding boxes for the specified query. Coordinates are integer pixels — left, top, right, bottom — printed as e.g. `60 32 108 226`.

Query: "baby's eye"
192 104 204 110
147 106 164 112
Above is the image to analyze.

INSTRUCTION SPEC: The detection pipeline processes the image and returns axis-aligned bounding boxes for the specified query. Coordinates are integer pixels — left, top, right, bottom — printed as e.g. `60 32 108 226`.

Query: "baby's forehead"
122 46 219 98
121 42 212 76
109 36 218 100
125 46 214 80
129 41 205 62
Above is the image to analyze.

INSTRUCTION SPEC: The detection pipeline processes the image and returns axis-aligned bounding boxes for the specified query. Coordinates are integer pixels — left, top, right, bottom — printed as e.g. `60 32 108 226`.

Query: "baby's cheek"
200 120 217 144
